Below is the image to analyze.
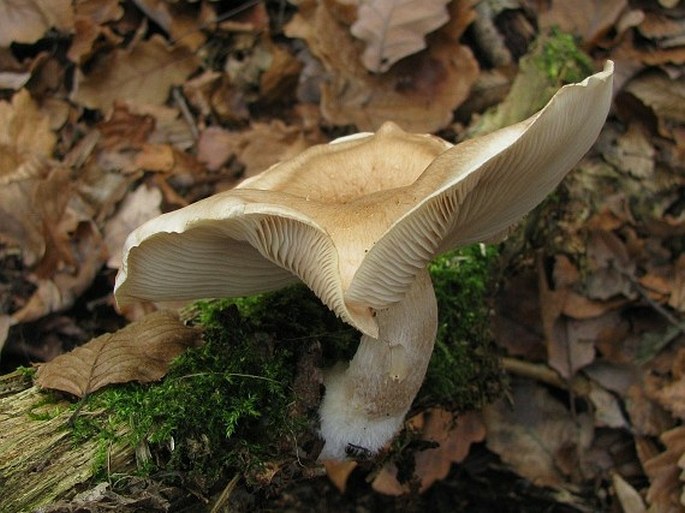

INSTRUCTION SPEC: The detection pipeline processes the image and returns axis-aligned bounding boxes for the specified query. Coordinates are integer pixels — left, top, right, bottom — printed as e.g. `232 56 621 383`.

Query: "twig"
210 473 240 513
500 357 592 396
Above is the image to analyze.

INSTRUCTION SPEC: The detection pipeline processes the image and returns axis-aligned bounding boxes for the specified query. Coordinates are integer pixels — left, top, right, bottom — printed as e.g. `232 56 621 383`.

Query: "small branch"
500 357 592 396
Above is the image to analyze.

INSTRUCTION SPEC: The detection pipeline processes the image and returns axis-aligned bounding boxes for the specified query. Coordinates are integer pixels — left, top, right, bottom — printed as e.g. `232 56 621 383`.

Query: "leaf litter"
0 0 684 511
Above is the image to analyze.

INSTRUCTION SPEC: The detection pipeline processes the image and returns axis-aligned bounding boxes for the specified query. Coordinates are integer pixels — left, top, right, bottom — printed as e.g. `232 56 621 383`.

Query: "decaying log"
0 371 133 513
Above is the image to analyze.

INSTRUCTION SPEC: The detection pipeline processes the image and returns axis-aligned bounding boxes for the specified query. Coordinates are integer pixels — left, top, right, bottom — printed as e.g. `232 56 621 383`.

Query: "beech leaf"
36 311 201 397
72 35 199 112
350 0 451 73
0 0 74 47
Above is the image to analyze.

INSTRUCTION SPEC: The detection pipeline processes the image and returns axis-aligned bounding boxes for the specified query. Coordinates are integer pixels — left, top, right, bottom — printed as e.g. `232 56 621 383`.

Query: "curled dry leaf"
0 89 56 183
36 310 201 397
644 426 685 513
372 409 485 495
350 0 450 73
0 0 74 47
72 34 199 112
104 184 162 269
483 381 594 487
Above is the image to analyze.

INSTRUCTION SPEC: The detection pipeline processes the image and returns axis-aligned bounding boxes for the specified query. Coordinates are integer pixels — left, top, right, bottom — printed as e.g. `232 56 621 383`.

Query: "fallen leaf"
538 257 596 378
350 0 450 73
483 381 594 487
104 184 162 269
68 0 124 63
539 0 627 47
130 0 208 51
0 89 56 182
612 472 647 513
624 69 685 139
0 315 10 354
0 0 74 47
494 270 547 360
644 426 685 513
668 254 685 313
11 221 107 324
36 310 201 397
323 460 358 493
589 384 628 429
598 123 655 179
0 165 69 268
585 230 637 301
198 121 323 179
627 382 677 438
285 0 478 132
372 409 485 495
72 34 199 112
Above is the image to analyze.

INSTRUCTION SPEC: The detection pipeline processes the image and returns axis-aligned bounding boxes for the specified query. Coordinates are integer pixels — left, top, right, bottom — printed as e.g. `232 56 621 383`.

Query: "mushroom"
114 62 614 460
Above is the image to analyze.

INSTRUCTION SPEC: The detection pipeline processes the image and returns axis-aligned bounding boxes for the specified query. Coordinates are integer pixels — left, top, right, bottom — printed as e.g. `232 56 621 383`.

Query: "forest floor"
1 0 684 512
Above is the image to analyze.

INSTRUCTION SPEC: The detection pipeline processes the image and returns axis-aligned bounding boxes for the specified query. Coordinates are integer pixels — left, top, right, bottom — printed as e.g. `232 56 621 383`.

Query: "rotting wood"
0 371 133 513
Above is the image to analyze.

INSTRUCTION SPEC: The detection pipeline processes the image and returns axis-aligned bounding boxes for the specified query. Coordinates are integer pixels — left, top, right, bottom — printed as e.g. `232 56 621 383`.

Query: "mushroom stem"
318 269 438 460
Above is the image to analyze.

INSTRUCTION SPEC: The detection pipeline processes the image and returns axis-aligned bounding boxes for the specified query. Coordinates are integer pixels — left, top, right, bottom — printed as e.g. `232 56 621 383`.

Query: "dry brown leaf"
0 89 56 182
0 0 74 47
585 229 637 301
538 257 596 378
539 0 627 46
599 123 655 179
0 165 68 268
483 381 594 487
104 184 162 269
372 409 485 495
131 0 208 51
493 271 547 360
0 315 10 354
323 460 358 493
198 121 324 179
350 0 450 73
36 310 201 397
612 472 647 513
68 0 124 63
637 11 685 49
285 0 478 132
72 34 199 112
644 426 685 513
625 382 675 438
669 255 685 313
625 71 685 142
11 221 107 324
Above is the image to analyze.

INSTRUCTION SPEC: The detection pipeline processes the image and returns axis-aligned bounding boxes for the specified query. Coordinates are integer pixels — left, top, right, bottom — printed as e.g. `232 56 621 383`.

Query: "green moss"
72 245 504 490
469 29 593 137
531 29 593 85
420 244 504 410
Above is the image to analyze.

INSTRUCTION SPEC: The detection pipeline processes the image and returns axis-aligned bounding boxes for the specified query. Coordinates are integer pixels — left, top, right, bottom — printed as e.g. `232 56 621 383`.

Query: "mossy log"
0 247 503 513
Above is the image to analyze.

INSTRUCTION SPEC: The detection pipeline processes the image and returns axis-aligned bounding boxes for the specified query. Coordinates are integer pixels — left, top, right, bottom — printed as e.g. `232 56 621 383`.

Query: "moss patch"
72 244 505 493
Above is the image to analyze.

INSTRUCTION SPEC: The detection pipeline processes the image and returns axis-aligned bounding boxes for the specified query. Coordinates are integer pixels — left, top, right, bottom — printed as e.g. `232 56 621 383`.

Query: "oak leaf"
372 410 485 495
36 311 201 397
350 0 450 73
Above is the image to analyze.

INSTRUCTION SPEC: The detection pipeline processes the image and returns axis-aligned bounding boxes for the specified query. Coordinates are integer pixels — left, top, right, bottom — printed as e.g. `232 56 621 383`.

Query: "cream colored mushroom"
115 61 614 460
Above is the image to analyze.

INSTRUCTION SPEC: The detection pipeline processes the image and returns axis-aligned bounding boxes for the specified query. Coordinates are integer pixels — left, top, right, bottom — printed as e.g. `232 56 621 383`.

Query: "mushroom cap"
115 61 614 337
